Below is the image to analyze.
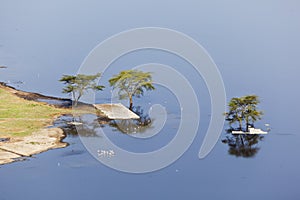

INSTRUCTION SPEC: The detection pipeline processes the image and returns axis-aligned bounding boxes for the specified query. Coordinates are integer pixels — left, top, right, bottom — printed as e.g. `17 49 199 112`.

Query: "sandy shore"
0 82 70 165
0 127 67 165
0 82 109 165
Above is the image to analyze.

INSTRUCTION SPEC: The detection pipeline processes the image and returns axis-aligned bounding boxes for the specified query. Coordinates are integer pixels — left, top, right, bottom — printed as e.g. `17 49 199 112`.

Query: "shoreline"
0 82 120 165
0 128 67 165
0 82 72 108
0 83 71 165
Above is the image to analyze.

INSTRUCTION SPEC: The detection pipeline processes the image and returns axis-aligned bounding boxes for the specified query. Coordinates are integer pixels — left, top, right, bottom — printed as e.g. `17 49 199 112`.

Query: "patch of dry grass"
0 88 69 137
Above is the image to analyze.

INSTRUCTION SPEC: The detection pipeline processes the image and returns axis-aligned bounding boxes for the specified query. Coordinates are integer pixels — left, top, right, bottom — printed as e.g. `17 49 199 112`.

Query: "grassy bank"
0 88 69 137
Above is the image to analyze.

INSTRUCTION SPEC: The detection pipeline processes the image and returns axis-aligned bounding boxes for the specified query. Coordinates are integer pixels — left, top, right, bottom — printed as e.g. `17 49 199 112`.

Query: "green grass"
0 88 69 137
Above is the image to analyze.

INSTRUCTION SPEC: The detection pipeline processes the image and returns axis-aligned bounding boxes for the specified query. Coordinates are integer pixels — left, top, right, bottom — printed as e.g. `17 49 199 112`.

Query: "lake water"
1 1 300 200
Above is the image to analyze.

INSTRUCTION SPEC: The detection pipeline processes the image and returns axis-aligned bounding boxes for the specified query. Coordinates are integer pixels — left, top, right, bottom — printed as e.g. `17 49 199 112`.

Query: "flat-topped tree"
59 73 104 106
109 70 155 110
243 95 263 130
225 95 263 131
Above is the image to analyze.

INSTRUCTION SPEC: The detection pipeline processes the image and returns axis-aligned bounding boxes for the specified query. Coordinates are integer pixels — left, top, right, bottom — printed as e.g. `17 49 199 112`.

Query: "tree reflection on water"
222 129 264 158
54 114 104 137
54 106 153 136
109 106 152 134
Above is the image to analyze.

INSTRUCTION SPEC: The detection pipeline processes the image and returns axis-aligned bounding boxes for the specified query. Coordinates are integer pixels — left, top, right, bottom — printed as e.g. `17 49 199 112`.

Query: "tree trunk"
72 92 78 106
245 115 250 131
240 135 244 146
238 120 242 131
129 96 133 111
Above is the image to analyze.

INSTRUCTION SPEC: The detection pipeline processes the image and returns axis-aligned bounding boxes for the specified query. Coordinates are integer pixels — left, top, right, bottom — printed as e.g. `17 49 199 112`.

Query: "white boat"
67 122 83 125
232 127 268 135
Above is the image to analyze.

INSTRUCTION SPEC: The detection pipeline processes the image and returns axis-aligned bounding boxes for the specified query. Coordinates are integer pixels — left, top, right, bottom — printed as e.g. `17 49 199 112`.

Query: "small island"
222 95 268 158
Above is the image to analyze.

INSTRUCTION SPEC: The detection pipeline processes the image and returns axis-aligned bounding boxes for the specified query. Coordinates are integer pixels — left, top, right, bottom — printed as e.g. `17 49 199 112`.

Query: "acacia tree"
109 70 155 110
59 73 104 106
225 95 263 131
243 95 263 129
226 97 244 130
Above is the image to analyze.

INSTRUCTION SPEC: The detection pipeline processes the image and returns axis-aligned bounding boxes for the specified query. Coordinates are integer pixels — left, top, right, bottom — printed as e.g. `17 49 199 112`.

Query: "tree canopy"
59 73 104 106
109 70 155 110
225 95 263 131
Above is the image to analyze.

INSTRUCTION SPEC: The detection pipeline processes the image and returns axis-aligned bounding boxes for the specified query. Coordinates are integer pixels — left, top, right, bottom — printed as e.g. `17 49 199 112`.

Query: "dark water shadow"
60 149 86 157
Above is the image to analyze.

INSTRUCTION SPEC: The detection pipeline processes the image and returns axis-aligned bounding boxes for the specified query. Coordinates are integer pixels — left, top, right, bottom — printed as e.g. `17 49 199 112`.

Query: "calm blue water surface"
1 1 300 200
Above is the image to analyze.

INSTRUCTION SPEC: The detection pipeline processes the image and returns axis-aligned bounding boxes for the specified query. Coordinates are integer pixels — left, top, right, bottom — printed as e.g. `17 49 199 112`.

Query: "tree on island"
224 95 263 131
109 70 155 110
59 73 104 106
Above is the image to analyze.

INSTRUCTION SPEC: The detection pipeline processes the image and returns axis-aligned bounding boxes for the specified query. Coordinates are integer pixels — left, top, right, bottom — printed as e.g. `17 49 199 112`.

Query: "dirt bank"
0 82 72 108
0 128 67 165
0 82 70 165
0 82 108 165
